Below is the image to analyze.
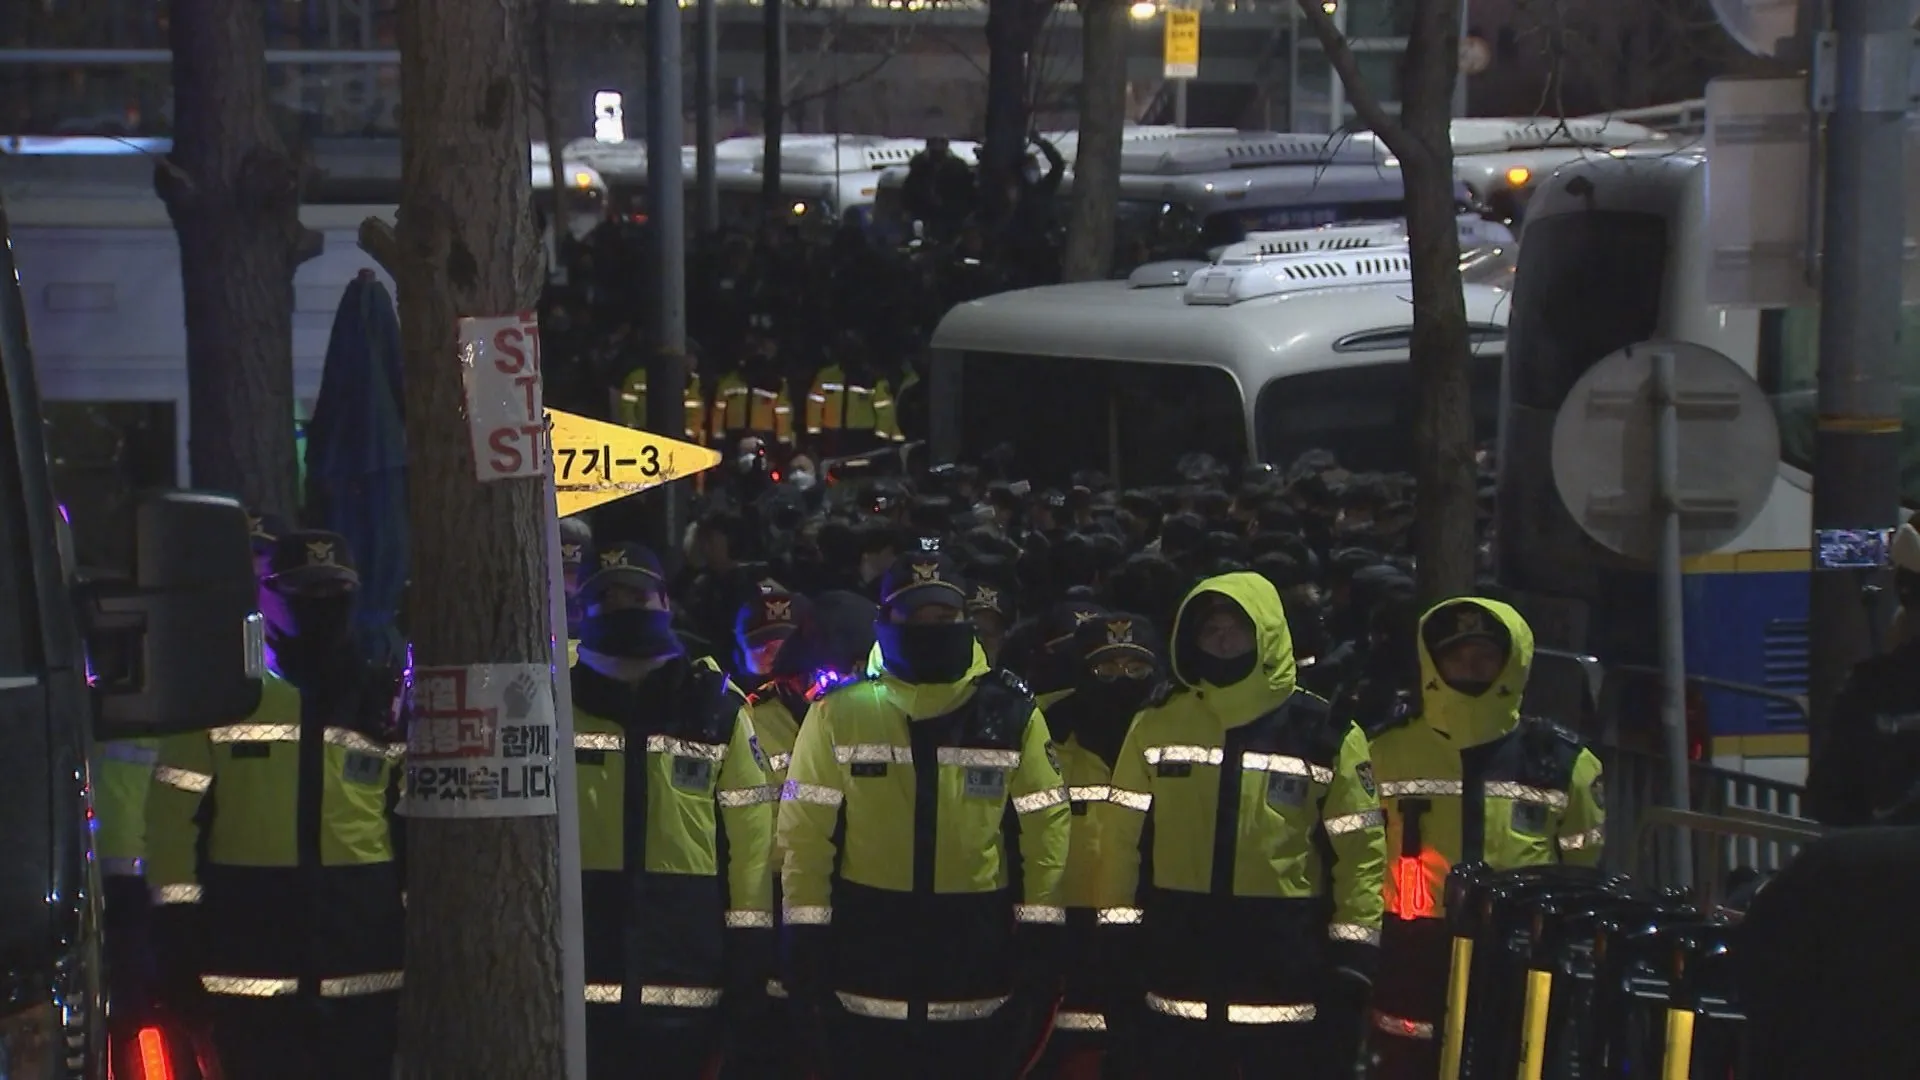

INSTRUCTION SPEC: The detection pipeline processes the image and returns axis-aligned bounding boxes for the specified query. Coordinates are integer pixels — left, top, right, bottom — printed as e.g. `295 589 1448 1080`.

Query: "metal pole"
761 0 785 214
1451 0 1469 117
1286 1 1301 131
541 479 587 1080
1807 0 1911 762
695 0 719 233
1327 1 1347 132
1653 349 1694 891
644 0 687 553
1175 78 1188 127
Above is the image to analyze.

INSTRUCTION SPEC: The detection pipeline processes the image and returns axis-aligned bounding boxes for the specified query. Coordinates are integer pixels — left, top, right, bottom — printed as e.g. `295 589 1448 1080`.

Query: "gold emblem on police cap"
912 561 941 584
305 540 335 566
561 543 582 564
1456 608 1485 635
601 549 629 570
1107 618 1135 645
1073 609 1100 625
972 586 999 608
766 599 792 623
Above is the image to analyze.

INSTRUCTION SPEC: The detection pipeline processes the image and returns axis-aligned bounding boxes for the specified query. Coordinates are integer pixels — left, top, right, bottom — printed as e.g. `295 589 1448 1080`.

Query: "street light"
1129 1 1157 19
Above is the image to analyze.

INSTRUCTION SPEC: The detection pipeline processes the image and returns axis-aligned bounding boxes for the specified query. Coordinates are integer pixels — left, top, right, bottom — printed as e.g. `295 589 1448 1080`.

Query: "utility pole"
1451 0 1468 117
695 0 720 233
645 0 688 553
1807 0 1912 759
761 0 785 213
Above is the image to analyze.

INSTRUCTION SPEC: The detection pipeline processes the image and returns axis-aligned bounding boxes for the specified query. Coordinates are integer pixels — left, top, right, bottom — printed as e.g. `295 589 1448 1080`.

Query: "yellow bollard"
1515 969 1553 1080
1661 1007 1696 1080
1438 935 1474 1080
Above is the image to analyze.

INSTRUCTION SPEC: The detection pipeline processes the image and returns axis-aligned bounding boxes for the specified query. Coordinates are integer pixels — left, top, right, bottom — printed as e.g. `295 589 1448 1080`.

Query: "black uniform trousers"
1138 1011 1320 1080
823 1010 1018 1080
1367 917 1451 1080
210 993 398 1080
588 1001 717 1080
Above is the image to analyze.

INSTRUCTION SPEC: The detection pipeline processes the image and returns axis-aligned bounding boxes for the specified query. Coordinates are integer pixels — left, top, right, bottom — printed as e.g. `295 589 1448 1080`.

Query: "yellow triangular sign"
549 409 722 518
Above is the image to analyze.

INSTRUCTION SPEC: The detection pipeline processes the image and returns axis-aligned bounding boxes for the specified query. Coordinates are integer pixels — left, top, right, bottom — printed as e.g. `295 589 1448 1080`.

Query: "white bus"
924 221 1512 485
876 128 1473 264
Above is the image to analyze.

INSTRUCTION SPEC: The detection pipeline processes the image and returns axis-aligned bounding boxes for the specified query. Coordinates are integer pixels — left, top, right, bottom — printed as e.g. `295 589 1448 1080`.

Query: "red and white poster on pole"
458 311 546 482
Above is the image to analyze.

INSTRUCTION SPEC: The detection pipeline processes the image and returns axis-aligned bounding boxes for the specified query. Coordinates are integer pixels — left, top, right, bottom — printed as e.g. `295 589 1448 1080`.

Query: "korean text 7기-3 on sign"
402 664 558 818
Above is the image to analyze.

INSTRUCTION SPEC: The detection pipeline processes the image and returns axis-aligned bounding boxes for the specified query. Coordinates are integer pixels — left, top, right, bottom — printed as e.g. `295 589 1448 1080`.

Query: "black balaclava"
874 553 977 685
580 601 680 659
1049 612 1164 767
261 586 355 686
1175 592 1258 688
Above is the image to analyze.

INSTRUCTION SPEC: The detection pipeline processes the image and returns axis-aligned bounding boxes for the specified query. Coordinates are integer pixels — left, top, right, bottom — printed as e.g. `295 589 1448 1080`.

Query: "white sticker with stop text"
458 312 546 482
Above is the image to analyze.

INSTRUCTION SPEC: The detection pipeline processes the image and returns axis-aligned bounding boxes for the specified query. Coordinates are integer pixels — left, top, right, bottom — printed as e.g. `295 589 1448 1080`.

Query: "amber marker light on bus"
1505 166 1531 187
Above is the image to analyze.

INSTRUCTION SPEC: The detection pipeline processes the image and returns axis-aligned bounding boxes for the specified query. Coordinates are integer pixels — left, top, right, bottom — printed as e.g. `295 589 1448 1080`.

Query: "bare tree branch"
1291 0 1416 160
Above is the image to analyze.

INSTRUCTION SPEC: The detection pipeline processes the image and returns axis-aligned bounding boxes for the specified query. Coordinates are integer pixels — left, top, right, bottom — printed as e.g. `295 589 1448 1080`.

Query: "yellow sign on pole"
1164 9 1200 80
549 409 722 518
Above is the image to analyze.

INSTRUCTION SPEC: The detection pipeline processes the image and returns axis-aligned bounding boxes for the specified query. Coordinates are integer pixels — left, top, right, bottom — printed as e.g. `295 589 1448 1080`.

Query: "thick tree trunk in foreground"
160 0 319 521
1296 0 1477 604
1061 0 1127 283
366 0 560 1070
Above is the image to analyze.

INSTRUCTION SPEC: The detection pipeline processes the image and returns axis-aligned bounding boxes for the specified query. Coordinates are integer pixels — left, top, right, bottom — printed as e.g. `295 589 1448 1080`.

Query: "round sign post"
1549 340 1780 889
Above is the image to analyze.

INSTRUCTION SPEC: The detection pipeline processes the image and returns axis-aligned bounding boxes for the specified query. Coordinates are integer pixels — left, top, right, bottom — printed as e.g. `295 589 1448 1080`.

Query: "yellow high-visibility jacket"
777 647 1071 1015
1097 573 1386 1018
618 367 707 443
93 737 160 879
711 371 795 444
804 365 902 440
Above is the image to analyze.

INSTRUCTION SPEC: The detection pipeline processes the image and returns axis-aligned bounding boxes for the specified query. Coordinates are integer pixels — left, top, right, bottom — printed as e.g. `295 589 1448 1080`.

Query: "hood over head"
1168 572 1297 726
1416 597 1533 747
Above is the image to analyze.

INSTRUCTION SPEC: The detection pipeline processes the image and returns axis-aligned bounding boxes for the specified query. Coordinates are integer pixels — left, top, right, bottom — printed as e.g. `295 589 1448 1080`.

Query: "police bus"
874 128 1473 265
1496 145 1920 785
924 218 1513 485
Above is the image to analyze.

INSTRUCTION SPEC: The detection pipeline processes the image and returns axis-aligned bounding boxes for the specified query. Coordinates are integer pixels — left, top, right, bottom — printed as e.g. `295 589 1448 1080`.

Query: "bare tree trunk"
159 0 319 522
1296 0 1477 604
363 0 561 1069
1061 0 1126 283
981 0 1049 224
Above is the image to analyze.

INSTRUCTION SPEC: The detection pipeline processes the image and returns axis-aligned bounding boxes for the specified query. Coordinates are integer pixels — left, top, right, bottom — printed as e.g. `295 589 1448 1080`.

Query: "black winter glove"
1014 920 1066 1001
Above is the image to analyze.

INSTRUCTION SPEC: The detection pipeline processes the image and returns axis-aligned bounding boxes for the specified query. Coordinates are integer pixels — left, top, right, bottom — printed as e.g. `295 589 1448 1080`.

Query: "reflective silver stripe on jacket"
646 735 728 761
1558 826 1605 851
209 724 300 744
1378 780 1464 798
100 742 160 766
784 904 831 925
1012 787 1070 815
1054 1010 1107 1032
585 983 623 1004
1096 907 1143 926
718 785 778 808
936 747 1022 769
1107 788 1152 812
766 753 792 773
1373 1010 1436 1040
780 780 844 807
726 910 775 929
101 857 144 878
1068 785 1111 804
1144 993 1316 1024
1329 923 1382 946
1014 904 1067 924
154 766 212 794
202 975 297 997
1324 810 1386 836
1240 753 1335 785
835 992 1010 1022
575 732 624 752
324 728 405 760
834 743 914 765
1483 782 1569 809
639 985 723 1008
153 884 202 905
1142 745 1223 767
321 971 403 996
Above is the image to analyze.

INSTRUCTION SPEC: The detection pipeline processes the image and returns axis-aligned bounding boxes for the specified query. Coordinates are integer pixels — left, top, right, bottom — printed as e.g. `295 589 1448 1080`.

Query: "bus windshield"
1255 347 1504 472
1759 305 1920 503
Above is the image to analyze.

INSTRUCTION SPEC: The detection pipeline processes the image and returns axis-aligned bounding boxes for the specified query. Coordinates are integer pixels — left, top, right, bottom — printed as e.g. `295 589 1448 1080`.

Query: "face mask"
1441 676 1494 698
875 621 975 684
790 470 817 492
580 608 681 660
1183 649 1255 689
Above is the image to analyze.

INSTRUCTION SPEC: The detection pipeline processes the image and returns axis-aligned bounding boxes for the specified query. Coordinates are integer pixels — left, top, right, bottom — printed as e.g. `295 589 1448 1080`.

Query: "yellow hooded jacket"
776 641 1071 1013
1367 598 1605 924
1096 573 1387 1012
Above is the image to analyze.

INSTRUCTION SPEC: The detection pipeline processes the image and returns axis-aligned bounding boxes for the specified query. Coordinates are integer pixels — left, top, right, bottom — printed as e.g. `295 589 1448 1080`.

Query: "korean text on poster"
402 664 557 818
459 312 546 482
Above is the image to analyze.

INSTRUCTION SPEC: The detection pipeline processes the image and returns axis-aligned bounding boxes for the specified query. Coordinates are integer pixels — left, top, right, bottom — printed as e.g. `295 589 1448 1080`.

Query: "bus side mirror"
80 491 264 737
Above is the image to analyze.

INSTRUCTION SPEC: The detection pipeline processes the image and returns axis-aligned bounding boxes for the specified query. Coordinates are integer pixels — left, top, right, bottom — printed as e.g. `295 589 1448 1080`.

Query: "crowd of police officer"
86 440 1603 1080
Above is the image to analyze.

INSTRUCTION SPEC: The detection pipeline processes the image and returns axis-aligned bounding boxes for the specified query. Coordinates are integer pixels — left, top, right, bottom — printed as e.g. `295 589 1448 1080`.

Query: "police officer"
777 551 1072 1079
1364 598 1605 1079
570 540 775 1079
1807 518 1920 825
736 585 803 694
1038 611 1165 1079
1096 573 1386 1079
145 530 406 1080
562 515 594 647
